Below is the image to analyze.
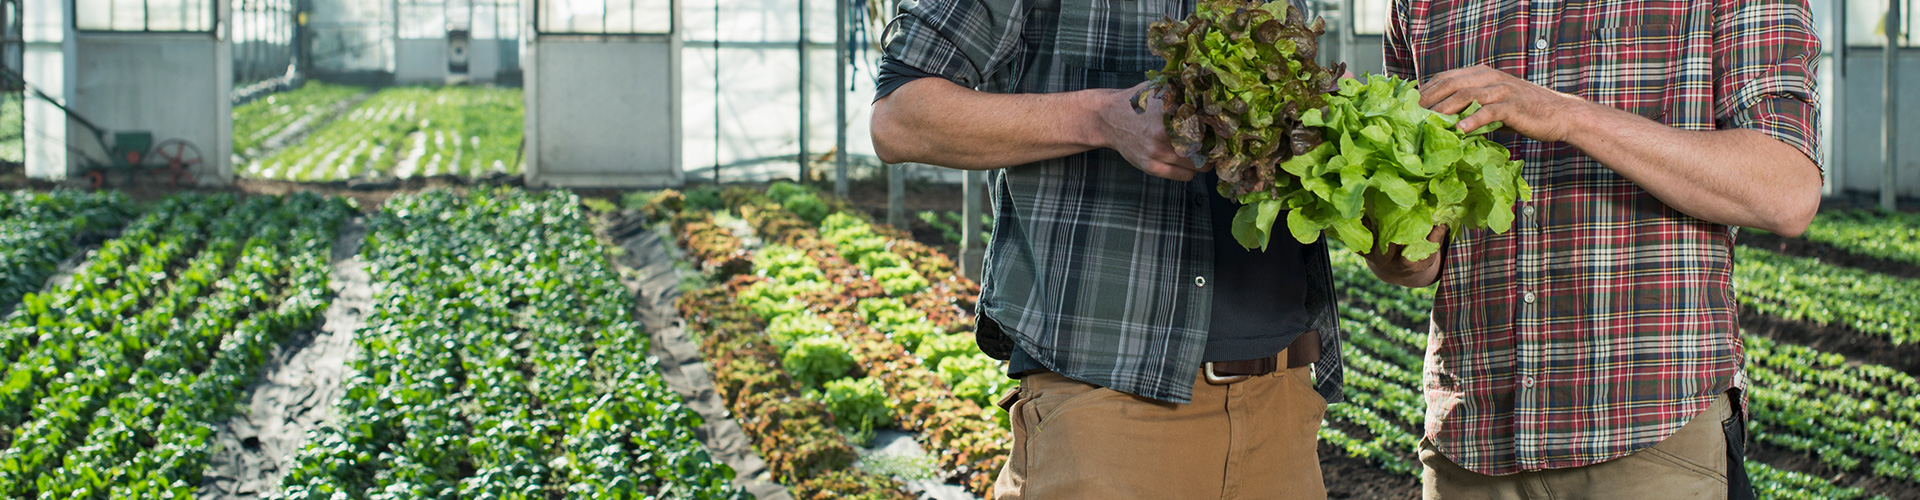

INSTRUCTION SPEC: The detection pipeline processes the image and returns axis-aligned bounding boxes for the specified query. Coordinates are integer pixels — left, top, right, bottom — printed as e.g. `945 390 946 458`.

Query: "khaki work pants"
1421 394 1737 500
992 363 1328 500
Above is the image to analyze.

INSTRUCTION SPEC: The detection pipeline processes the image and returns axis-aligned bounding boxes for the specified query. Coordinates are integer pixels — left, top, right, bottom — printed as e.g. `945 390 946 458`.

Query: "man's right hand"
1360 225 1447 288
872 78 1201 179
1093 81 1204 182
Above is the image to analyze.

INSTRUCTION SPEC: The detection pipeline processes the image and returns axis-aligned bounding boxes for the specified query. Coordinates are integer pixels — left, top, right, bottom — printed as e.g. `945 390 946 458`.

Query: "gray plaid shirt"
881 0 1345 404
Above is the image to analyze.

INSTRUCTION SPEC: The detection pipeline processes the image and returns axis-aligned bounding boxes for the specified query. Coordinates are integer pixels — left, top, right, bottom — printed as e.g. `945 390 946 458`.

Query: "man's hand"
1360 225 1447 288
1419 65 1594 143
1095 81 1204 181
872 78 1203 179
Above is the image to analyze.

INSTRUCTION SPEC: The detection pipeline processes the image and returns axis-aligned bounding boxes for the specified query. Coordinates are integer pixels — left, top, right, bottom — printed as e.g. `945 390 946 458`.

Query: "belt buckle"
1203 362 1254 385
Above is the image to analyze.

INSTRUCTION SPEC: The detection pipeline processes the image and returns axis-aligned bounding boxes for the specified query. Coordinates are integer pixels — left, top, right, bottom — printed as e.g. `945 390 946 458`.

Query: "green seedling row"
233 82 368 158
245 86 522 182
275 188 741 500
0 190 137 310
0 193 351 499
1798 210 1920 268
1735 246 1920 345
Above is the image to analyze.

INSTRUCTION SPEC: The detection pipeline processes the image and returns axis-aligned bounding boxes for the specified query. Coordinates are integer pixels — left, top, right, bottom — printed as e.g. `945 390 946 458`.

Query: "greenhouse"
0 0 1916 499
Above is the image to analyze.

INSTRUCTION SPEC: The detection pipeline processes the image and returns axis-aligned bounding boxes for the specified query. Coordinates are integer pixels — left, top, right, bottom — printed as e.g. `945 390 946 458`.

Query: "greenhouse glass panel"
538 0 671 34
399 0 446 38
75 0 215 31
1846 0 1918 46
1354 0 1387 35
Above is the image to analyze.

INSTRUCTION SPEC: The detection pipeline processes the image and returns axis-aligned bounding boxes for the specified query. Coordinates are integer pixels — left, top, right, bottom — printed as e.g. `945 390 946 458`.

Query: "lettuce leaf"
1231 74 1531 261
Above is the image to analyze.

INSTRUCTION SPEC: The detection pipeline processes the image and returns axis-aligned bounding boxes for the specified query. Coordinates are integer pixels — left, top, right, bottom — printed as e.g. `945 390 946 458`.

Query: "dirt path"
198 217 370 499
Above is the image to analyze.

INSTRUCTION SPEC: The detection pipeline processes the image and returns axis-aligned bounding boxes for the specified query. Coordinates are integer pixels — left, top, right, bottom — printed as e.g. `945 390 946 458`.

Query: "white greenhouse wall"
70 34 234 185
1833 48 1920 197
525 38 680 186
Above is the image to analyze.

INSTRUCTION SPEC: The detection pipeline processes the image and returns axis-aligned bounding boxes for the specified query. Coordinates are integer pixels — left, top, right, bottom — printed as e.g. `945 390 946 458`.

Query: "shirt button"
1195 276 1207 288
1534 38 1549 50
1523 291 1537 304
1522 376 1537 388
1523 205 1536 218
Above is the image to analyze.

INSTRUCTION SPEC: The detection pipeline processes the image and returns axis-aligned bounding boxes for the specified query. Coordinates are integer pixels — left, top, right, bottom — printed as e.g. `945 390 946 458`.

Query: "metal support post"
961 170 986 281
798 0 811 182
835 0 849 197
888 163 907 228
1830 0 1845 191
1885 0 1902 211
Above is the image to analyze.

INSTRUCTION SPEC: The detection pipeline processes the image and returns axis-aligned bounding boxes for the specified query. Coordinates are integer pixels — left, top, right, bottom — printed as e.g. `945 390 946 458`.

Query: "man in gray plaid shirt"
871 1 1344 498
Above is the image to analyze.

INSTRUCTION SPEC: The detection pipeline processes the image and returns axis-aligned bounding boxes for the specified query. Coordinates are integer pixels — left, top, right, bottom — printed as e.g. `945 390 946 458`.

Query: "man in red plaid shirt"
1363 1 1822 499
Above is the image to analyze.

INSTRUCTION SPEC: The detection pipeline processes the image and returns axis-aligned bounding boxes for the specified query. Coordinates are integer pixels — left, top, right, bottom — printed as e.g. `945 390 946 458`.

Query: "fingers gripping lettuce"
1148 0 1342 198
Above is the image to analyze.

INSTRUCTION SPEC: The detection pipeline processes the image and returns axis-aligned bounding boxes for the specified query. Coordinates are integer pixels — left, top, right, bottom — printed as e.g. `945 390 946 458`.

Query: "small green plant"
768 313 836 348
914 334 976 371
785 335 857 390
580 197 618 213
811 377 896 439
939 353 1010 409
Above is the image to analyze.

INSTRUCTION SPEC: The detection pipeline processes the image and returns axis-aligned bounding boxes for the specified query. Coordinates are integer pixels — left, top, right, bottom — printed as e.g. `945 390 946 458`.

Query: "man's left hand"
1418 65 1593 143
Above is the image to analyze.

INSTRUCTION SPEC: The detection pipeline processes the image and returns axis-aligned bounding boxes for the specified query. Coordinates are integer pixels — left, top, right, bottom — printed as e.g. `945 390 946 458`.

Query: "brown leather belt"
1204 330 1320 385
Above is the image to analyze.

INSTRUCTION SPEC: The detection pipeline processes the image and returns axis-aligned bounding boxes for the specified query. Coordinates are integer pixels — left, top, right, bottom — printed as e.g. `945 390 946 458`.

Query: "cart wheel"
150 139 202 187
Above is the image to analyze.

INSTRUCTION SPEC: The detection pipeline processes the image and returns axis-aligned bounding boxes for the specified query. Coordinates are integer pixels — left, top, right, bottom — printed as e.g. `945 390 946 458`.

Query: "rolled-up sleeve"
1714 0 1823 169
876 0 1027 100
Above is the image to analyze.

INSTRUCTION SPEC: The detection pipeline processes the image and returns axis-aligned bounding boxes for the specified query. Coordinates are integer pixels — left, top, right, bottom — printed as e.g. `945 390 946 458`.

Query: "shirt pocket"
1055 0 1178 77
1582 21 1684 122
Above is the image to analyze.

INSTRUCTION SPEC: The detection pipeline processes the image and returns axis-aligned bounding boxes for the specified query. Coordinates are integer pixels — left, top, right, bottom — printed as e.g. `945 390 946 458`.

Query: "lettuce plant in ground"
821 213 931 296
858 298 944 351
786 335 859 389
1149 0 1340 198
811 378 896 437
1235 75 1530 260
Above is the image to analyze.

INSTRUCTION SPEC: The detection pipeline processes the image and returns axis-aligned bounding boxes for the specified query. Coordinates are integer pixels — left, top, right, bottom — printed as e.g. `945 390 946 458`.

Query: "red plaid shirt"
1385 0 1821 475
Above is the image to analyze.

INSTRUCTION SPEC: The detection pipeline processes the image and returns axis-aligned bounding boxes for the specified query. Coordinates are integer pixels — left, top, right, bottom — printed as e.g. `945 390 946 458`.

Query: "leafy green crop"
1149 0 1339 198
786 335 859 389
858 297 945 351
937 353 1011 410
913 334 977 372
811 377 895 436
1234 75 1529 259
1798 209 1920 267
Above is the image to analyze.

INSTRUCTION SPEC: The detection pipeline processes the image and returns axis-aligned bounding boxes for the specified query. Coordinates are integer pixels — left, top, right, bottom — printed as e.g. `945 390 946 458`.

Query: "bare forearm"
1562 103 1821 236
872 78 1105 170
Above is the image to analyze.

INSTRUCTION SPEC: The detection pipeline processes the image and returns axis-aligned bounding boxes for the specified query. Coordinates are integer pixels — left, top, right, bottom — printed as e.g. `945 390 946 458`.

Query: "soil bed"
1739 230 1920 280
1739 310 1920 375
1748 441 1920 500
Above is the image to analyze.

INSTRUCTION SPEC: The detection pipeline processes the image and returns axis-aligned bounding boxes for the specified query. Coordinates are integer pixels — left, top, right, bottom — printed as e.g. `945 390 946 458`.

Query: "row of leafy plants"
739 187 1009 492
1733 246 1920 345
275 188 741 500
658 184 1009 496
1793 209 1920 268
672 208 914 499
1323 251 1907 499
244 86 522 182
232 81 368 159
412 86 523 178
0 192 352 499
0 189 137 310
